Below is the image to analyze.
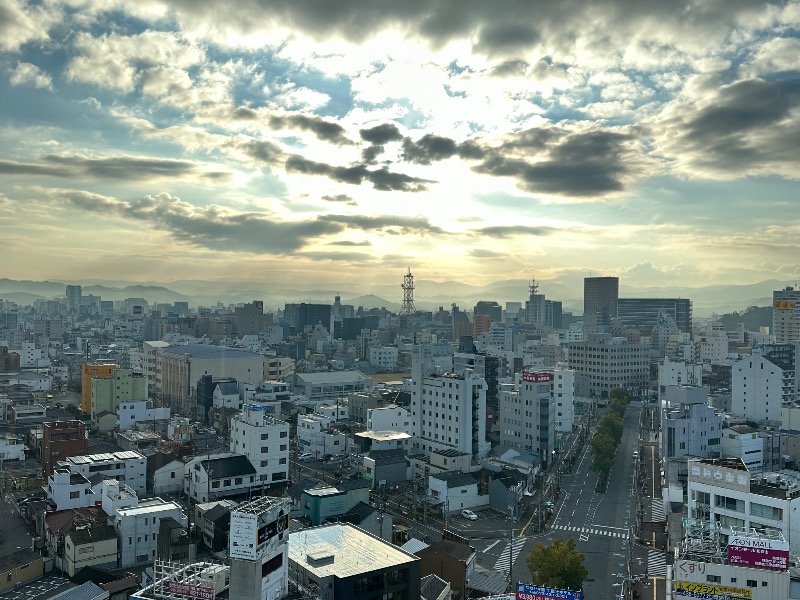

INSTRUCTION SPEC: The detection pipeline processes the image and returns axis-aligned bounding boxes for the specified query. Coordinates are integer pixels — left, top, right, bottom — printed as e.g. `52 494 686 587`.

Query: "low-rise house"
157 516 196 563
428 471 485 517
183 453 257 503
0 549 45 595
147 451 184 496
45 469 95 510
301 479 370 525
63 525 118 576
417 539 476 600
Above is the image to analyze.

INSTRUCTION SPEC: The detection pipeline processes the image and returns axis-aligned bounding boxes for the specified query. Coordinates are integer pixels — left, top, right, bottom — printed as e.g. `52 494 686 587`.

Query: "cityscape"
2 2 800 600
0 273 799 600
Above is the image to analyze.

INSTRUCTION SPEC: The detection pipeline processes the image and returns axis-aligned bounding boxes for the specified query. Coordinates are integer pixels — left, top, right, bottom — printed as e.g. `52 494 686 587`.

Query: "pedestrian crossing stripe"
494 538 528 572
647 549 667 577
550 524 628 538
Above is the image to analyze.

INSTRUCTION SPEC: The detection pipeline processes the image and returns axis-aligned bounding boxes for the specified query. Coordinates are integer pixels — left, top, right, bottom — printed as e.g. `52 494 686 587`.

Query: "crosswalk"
549 524 628 538
648 549 667 576
494 538 527 573
647 498 666 521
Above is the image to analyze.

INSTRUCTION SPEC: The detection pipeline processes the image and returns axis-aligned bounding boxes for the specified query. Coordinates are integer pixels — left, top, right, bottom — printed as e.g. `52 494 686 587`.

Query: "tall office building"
283 303 333 334
583 276 619 336
474 301 502 323
65 285 82 314
773 287 800 343
617 298 692 333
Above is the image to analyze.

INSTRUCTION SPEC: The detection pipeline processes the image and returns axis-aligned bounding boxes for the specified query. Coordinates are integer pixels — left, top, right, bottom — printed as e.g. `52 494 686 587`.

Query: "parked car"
633 451 639 459
462 509 478 521
298 452 313 461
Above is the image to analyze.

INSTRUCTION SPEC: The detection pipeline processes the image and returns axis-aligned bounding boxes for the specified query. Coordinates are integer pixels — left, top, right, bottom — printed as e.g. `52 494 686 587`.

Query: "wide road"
524 401 642 598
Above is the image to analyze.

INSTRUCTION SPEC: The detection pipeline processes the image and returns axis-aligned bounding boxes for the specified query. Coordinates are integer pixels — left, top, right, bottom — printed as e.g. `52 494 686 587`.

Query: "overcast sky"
2 0 800 292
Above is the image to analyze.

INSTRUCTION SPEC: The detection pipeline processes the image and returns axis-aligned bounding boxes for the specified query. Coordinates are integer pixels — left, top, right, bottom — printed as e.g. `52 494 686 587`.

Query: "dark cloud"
231 107 259 120
285 155 433 191
297 251 374 261
0 155 231 182
240 140 285 164
468 248 503 258
269 114 351 145
327 240 371 246
402 134 486 165
475 23 539 55
321 194 356 205
668 78 800 175
473 225 559 238
46 190 344 254
360 123 403 145
321 214 446 235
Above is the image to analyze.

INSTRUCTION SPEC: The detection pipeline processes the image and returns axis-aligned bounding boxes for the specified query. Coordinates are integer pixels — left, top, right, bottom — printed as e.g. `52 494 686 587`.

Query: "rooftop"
65 450 144 466
234 496 291 515
163 343 261 360
295 370 372 384
289 523 418 578
355 430 412 441
430 471 477 488
0 548 41 574
201 454 257 479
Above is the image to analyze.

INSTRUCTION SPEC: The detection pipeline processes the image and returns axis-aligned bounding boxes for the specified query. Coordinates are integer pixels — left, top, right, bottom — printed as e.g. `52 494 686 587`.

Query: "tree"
598 412 624 444
526 537 588 593
589 432 615 475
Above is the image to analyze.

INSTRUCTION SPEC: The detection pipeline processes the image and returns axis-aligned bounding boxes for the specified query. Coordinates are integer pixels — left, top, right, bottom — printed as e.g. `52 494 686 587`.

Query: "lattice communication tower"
400 268 416 316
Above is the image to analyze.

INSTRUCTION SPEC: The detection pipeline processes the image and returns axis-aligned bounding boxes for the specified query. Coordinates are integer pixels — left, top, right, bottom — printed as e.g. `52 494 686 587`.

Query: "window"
235 477 242 485
280 431 287 438
707 575 721 583
70 491 80 499
261 433 268 440
746 580 757 588
279 458 287 464
261 447 269 453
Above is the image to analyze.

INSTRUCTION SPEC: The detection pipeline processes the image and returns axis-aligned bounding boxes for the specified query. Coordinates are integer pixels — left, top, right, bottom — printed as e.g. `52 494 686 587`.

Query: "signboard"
773 300 796 310
727 536 789 571
167 581 214 600
253 300 264 312
258 512 289 546
516 583 582 600
675 581 751 599
522 371 553 383
229 512 258 560
688 462 749 493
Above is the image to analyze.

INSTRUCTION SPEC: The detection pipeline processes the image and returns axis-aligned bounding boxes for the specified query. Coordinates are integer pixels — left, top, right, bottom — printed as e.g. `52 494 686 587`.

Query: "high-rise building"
229 404 290 492
525 279 546 325
283 303 332 334
583 276 619 336
566 333 650 399
474 301 502 323
498 370 557 467
80 362 118 414
730 342 800 422
65 285 82 314
617 298 692 333
773 286 800 343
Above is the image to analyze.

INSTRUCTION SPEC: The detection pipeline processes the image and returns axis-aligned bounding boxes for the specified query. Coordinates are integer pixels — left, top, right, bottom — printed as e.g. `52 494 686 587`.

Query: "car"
544 501 555 509
461 509 478 521
633 451 639 459
298 452 313 461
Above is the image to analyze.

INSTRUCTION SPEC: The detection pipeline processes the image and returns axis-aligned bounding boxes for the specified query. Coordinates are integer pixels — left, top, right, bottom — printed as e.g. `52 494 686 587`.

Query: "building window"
746 580 757 588
70 491 80 499
706 575 721 583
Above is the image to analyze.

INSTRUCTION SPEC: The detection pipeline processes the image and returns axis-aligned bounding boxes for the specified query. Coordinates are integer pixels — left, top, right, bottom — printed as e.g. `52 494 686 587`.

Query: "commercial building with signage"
773 287 800 343
673 555 789 600
687 457 800 555
229 496 291 600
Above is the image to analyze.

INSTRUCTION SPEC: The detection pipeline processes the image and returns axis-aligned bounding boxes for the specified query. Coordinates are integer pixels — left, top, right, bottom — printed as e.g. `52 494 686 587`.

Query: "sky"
1 0 800 294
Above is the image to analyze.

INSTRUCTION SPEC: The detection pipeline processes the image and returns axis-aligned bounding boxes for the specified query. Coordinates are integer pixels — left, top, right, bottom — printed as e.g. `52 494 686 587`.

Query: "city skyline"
2 1 800 289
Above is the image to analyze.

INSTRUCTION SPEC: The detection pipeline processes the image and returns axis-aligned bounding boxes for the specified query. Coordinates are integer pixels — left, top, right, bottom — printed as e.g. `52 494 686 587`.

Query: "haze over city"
2 1 800 292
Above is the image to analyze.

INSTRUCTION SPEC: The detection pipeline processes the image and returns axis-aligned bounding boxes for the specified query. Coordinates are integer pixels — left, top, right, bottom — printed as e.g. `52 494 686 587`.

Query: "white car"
298 452 313 461
462 509 478 521
633 451 639 459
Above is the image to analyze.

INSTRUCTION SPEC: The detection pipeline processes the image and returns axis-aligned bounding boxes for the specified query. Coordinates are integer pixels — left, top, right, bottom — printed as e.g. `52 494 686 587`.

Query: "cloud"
0 0 54 52
472 225 560 238
490 60 529 78
321 214 446 236
327 239 371 246
468 248 504 258
475 23 539 56
9 62 53 90
360 123 404 145
402 134 486 165
285 155 433 191
321 194 357 205
296 251 374 261
0 155 232 183
269 113 351 145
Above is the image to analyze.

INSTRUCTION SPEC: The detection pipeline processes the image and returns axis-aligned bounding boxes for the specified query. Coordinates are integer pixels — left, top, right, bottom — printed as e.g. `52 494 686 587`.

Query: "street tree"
598 412 624 444
589 432 615 475
526 537 588 593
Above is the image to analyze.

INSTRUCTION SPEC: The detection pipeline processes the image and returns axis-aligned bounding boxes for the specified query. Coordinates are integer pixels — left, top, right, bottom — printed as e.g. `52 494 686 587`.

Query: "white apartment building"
731 346 799 423
297 413 349 458
662 386 723 460
118 400 171 431
367 405 414 436
553 366 575 433
184 453 258 503
57 450 147 495
414 370 489 460
113 498 187 567
142 340 170 399
688 458 800 554
0 433 25 460
229 404 290 488
695 329 730 364
498 371 556 468
369 346 399 371
45 469 95 510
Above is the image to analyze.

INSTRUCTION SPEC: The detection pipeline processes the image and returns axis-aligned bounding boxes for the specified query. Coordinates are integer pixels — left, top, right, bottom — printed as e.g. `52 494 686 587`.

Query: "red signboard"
522 371 553 383
167 581 214 600
728 543 789 571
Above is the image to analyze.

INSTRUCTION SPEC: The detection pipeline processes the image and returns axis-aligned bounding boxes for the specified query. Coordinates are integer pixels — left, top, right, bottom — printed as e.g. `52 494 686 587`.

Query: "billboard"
229 512 259 560
516 583 582 600
675 581 751 599
167 581 214 600
727 536 789 571
253 300 264 312
522 371 553 383
773 300 796 310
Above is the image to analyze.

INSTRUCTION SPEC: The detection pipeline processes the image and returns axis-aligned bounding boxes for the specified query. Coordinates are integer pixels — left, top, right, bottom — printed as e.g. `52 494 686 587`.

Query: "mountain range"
0 277 791 318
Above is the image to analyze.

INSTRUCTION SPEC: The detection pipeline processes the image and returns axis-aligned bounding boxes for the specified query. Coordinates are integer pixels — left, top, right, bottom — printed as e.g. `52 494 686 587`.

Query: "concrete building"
292 370 372 403
428 471 483 516
773 286 800 343
42 420 88 476
658 356 703 402
366 405 414 436
617 298 692 334
90 368 147 424
229 404 290 491
300 480 371 526
415 371 489 460
65 284 82 314
81 362 118 414
688 457 800 554
63 525 118 576
45 469 95 510
498 371 556 467
553 366 575 433
118 400 170 431
288 523 421 600
112 498 187 568
229 496 291 600
0 432 25 461
369 346 399 371
731 344 800 423
184 453 258 503
141 340 169 399
662 386 723 460
583 276 618 336
565 333 650 400
721 425 766 473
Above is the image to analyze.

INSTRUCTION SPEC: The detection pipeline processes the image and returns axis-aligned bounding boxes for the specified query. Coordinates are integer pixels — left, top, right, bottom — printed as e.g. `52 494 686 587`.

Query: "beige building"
0 549 44 594
64 525 118 576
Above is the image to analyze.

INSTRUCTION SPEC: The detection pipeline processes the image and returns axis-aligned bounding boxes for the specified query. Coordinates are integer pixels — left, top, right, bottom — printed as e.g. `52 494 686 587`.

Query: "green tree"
598 412 624 444
526 538 588 592
589 432 615 474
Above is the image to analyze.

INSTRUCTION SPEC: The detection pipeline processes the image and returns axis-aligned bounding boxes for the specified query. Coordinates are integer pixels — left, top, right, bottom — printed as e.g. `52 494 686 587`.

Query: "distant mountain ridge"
0 277 790 318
